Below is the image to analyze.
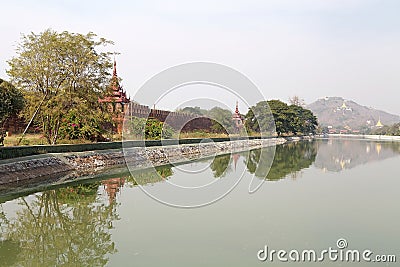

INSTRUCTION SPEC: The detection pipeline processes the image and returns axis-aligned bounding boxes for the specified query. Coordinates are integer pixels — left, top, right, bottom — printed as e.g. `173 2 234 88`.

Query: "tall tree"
244 101 275 134
268 100 292 136
287 104 318 135
245 100 318 136
7 29 114 144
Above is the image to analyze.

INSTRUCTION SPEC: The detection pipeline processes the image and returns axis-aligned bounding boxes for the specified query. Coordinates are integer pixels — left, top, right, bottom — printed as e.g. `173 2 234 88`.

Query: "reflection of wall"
314 139 400 172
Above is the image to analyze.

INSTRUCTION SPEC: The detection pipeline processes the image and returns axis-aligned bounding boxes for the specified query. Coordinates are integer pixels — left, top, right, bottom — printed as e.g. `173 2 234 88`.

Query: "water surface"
0 139 399 266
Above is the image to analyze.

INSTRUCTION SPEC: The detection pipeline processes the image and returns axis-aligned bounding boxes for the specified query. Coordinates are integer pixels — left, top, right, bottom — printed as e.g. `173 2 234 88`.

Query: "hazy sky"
1 0 400 114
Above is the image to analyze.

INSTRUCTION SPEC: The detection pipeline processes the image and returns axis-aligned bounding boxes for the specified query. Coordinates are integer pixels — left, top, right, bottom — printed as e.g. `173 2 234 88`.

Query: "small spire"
376 117 383 127
113 58 117 77
232 154 240 171
235 101 239 114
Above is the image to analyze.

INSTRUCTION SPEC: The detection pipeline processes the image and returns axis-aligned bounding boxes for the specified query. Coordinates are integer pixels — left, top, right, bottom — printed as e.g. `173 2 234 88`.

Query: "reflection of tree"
1 204 21 267
247 141 317 181
0 204 8 232
126 165 173 186
210 154 231 178
0 240 20 266
2 183 118 266
245 146 275 178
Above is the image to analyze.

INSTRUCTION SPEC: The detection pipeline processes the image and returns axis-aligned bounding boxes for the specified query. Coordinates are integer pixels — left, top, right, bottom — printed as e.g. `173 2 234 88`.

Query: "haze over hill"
307 97 400 131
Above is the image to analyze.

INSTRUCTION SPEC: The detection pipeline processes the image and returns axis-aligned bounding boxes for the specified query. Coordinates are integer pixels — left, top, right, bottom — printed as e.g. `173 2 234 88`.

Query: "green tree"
287 105 318 135
207 107 234 133
7 29 114 144
300 107 318 134
145 118 174 140
268 100 293 136
244 101 275 135
124 117 174 140
245 100 283 135
0 79 24 145
245 100 318 136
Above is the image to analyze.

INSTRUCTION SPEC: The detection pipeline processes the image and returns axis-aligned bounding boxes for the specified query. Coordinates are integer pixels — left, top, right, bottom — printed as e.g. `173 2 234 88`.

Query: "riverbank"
0 136 318 195
0 138 284 186
0 136 266 160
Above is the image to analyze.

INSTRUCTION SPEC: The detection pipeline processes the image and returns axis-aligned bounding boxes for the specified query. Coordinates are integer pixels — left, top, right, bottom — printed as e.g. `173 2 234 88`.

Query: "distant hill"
307 97 400 130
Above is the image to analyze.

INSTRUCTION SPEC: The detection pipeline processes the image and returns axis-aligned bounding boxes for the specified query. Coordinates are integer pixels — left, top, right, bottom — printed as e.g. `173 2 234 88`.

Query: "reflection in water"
103 178 125 205
0 239 20 266
232 154 240 170
0 184 118 267
126 165 174 186
314 139 400 172
246 141 318 181
1 139 400 266
210 154 232 178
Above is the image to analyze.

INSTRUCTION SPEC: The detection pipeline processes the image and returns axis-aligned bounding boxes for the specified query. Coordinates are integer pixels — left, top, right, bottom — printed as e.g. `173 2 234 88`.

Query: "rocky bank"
0 137 298 188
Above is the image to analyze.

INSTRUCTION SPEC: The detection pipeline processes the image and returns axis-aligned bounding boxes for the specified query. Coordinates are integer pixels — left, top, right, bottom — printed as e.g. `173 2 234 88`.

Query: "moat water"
0 138 399 266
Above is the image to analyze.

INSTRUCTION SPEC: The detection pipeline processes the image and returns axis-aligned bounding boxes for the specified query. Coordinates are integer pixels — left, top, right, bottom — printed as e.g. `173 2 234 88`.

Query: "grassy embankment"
2 131 266 147
3 134 96 147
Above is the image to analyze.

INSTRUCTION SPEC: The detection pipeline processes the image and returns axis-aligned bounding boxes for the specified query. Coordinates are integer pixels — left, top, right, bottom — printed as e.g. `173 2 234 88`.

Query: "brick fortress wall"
125 102 214 132
2 103 216 135
2 115 28 136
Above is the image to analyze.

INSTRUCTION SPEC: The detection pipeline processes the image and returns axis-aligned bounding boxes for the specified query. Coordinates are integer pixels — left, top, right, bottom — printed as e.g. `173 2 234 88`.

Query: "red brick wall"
125 103 215 132
3 103 217 135
2 115 27 135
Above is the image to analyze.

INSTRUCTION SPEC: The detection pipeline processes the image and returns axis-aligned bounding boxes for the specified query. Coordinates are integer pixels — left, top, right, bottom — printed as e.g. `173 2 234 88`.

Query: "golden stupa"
376 117 383 127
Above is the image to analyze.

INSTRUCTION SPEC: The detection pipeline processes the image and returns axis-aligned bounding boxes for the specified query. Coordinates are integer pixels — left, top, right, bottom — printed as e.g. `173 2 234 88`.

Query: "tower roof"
113 59 117 77
233 101 242 119
99 59 130 104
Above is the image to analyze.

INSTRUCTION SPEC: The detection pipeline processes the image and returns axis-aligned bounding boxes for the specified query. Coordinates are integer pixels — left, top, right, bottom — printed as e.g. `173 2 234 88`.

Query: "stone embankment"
64 138 286 172
0 156 74 185
0 137 304 186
